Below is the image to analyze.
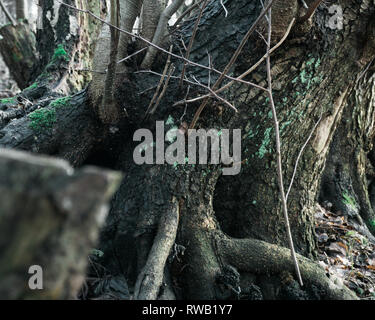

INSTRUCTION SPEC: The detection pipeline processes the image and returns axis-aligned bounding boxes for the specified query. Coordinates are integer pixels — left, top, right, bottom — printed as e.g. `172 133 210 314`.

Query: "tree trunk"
1 0 374 300
16 0 25 20
0 21 36 89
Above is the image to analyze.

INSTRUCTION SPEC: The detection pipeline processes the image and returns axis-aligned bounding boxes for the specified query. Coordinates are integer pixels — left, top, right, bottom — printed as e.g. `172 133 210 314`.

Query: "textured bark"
35 0 103 94
0 90 101 167
0 148 121 299
98 0 375 299
0 21 37 89
1 0 375 300
15 0 25 20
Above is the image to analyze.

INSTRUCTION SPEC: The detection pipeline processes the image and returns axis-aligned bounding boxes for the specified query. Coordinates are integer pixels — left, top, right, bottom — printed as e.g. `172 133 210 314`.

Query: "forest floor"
315 203 375 300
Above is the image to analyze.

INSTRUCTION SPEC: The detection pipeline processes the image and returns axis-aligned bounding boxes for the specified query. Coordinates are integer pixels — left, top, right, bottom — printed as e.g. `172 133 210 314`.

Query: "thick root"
215 233 358 300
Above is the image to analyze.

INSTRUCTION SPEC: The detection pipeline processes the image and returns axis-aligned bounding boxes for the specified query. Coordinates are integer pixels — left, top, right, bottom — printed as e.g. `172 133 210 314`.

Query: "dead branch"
286 115 322 200
145 45 173 116
0 0 16 26
179 15 294 117
264 7 303 287
188 0 276 130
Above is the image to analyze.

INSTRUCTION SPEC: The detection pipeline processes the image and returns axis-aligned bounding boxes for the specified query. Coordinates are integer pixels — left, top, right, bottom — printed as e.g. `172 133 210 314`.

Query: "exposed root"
215 232 358 300
133 197 179 300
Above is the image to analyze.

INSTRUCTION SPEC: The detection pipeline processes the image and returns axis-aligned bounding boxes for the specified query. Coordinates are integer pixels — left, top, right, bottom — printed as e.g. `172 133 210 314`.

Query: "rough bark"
0 21 37 89
34 0 103 94
99 0 375 299
15 0 25 20
1 0 375 300
0 148 121 299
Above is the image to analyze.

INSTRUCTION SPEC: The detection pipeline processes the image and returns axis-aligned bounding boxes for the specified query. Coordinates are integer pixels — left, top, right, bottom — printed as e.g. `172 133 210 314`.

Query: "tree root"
134 197 179 299
215 233 358 300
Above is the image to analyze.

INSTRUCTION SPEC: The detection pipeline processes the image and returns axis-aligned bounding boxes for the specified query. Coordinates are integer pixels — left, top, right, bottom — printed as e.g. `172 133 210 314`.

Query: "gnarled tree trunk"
0 0 374 300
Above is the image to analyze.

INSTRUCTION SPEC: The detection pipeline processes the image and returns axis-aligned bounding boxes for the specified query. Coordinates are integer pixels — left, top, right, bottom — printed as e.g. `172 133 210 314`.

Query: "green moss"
166 115 174 125
50 96 71 108
247 129 256 139
300 70 308 84
315 58 321 68
256 127 272 159
28 96 71 132
52 44 69 62
0 97 16 104
306 57 315 66
12 53 21 62
280 120 292 133
342 192 356 208
24 82 38 91
28 108 57 131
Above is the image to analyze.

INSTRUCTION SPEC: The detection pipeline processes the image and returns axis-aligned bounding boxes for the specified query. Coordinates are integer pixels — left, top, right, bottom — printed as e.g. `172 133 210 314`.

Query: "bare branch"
173 18 294 108
189 0 276 130
141 0 185 69
286 115 322 200
172 0 206 28
149 64 175 115
58 1 262 87
265 7 303 287
145 45 174 116
0 0 16 26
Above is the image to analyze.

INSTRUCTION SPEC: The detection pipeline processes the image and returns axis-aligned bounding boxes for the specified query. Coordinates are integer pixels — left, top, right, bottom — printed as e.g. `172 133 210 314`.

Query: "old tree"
0 0 374 299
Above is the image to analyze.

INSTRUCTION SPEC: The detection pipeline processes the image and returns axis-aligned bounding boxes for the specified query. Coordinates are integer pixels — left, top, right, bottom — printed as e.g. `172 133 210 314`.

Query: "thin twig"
173 18 294 107
191 75 237 111
117 47 147 64
145 45 173 115
179 0 210 87
189 0 276 130
180 85 191 121
265 7 303 287
136 69 235 112
58 0 264 87
220 0 228 17
172 0 206 28
286 115 322 200
149 65 175 115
